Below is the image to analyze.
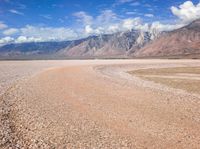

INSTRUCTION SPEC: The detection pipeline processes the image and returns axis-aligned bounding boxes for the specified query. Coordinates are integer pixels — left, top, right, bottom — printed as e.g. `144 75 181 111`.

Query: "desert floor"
0 60 200 149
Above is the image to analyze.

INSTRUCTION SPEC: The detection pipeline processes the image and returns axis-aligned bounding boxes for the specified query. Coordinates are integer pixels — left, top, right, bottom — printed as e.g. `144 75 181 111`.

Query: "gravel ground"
0 60 200 149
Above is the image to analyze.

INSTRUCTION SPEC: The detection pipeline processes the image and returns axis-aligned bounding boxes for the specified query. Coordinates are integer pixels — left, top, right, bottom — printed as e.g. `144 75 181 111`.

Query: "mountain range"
0 19 200 59
134 19 200 58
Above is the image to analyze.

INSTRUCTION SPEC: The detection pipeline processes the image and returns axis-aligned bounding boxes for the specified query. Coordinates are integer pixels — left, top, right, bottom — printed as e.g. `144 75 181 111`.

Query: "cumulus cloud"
84 25 94 34
0 17 184 46
171 1 200 23
15 36 43 43
0 36 44 45
0 37 14 45
73 9 120 36
20 25 78 41
107 24 120 33
83 17 147 36
3 28 19 35
75 11 139 36
0 22 8 30
0 26 79 45
122 18 142 30
84 25 104 35
73 10 118 27
73 9 180 37
9 9 24 15
150 21 184 32
96 10 118 24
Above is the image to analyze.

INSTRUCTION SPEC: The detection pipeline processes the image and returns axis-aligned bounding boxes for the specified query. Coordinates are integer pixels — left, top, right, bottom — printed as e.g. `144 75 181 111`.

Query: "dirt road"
0 60 200 148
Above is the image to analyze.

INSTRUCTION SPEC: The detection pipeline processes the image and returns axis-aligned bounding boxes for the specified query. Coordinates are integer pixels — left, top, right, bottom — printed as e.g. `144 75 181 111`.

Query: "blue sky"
0 0 200 44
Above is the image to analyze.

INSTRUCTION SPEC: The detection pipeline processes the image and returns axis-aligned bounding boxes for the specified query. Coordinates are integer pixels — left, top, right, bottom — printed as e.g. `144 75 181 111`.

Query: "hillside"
134 19 200 58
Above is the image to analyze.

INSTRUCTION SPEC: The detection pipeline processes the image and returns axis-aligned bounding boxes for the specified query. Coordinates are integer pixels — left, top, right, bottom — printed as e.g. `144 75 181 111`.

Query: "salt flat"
0 60 200 148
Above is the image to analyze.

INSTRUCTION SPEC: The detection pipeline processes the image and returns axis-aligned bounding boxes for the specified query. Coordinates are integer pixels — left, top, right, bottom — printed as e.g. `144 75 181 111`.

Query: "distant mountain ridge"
134 19 200 58
0 41 70 55
57 30 153 58
0 29 154 59
0 19 200 59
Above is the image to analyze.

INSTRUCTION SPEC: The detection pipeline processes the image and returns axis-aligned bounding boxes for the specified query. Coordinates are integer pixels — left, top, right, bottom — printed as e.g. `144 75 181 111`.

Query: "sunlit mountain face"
0 0 200 45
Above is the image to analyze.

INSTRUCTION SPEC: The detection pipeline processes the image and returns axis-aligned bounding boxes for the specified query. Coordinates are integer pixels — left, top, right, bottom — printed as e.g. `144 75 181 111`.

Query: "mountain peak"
1 18 200 59
134 18 200 58
185 18 200 31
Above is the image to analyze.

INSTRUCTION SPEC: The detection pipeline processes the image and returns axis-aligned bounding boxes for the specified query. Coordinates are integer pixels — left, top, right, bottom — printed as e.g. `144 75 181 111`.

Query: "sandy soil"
129 67 200 95
0 60 200 149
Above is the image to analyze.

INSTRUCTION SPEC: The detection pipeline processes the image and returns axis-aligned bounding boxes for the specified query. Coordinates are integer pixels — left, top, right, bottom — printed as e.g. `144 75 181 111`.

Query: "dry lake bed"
0 60 200 148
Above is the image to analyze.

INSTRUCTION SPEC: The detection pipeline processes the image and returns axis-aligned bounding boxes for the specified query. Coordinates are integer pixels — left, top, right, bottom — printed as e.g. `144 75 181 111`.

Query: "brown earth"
134 19 200 58
129 67 200 95
0 60 200 149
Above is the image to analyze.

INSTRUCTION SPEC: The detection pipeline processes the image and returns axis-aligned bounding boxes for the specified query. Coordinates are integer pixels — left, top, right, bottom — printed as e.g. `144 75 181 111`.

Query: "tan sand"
129 67 200 95
0 60 200 148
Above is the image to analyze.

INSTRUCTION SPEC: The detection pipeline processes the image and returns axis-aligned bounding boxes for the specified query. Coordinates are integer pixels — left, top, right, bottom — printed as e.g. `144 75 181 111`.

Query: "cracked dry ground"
0 60 200 149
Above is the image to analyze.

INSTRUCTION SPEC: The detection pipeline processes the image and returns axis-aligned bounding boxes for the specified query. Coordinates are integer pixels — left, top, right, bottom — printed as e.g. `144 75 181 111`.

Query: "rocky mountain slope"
57 30 152 58
0 30 153 59
134 19 200 58
0 41 70 56
1 19 200 59
0 39 87 59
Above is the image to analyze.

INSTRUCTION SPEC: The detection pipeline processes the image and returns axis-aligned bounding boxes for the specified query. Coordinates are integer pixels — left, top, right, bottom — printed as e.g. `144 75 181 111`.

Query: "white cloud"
15 36 43 43
85 25 94 34
73 10 171 36
84 25 104 35
150 21 184 32
122 18 142 30
73 9 119 35
20 25 78 41
171 1 200 23
1 16 184 46
83 17 147 35
73 10 118 27
75 11 141 36
0 26 79 45
96 10 118 24
3 28 19 35
73 1 200 37
0 22 8 30
9 9 24 15
73 11 93 25
107 24 120 33
0 36 14 45
0 20 185 45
